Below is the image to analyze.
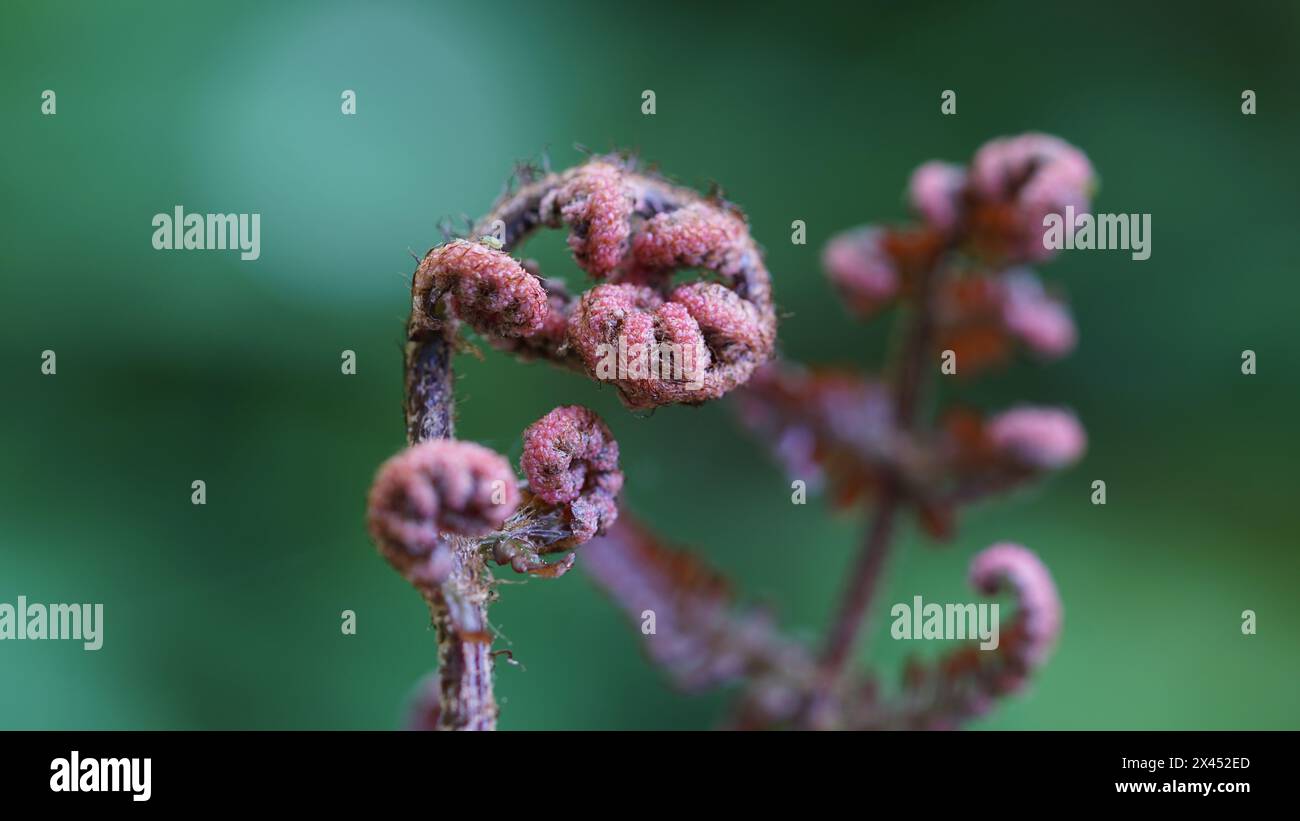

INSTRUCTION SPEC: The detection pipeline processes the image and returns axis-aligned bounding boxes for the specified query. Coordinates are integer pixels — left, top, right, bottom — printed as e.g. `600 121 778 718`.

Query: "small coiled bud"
907 161 967 234
367 440 520 581
822 227 899 318
969 133 1096 263
1000 270 1076 358
413 239 548 338
540 160 635 278
521 405 623 545
986 406 1086 470
969 542 1062 667
856 542 1063 729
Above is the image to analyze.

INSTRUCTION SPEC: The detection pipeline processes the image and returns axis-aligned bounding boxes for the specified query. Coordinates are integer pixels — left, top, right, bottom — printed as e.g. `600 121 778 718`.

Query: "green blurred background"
2 0 1297 729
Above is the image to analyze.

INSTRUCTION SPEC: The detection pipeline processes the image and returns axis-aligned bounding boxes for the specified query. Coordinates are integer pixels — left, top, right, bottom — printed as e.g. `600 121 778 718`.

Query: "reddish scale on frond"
943 402 1082 481
367 440 520 582
413 239 548 338
934 271 1076 376
939 407 992 465
900 404 1087 543
898 407 994 541
520 405 623 545
539 160 635 278
935 277 1016 374
820 224 946 319
878 225 947 282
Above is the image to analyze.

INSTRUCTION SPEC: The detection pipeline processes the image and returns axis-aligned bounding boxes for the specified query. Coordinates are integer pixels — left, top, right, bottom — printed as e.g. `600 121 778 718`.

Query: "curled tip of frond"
433 155 776 410
969 542 1062 667
413 238 549 339
478 406 624 578
540 160 636 278
520 405 623 544
367 439 520 583
985 405 1086 471
839 542 1063 729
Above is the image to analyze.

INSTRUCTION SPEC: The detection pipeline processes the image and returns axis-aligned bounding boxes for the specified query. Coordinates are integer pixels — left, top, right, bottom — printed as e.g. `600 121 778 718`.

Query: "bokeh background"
2 0 1297 729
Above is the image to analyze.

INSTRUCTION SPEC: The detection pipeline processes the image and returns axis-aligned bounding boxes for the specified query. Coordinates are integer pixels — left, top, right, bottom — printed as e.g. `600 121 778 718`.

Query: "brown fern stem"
818 259 940 682
405 289 498 731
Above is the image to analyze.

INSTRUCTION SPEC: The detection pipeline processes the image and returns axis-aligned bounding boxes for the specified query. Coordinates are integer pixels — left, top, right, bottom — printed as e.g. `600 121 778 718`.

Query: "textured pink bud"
368 439 520 550
969 133 1096 263
822 227 899 317
969 543 1062 666
466 157 775 404
567 284 714 409
669 281 767 362
986 406 1086 470
566 281 659 356
631 203 750 280
414 239 548 338
540 160 635 278
970 133 1093 202
654 300 713 378
907 161 967 234
521 405 623 544
1000 270 1076 358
